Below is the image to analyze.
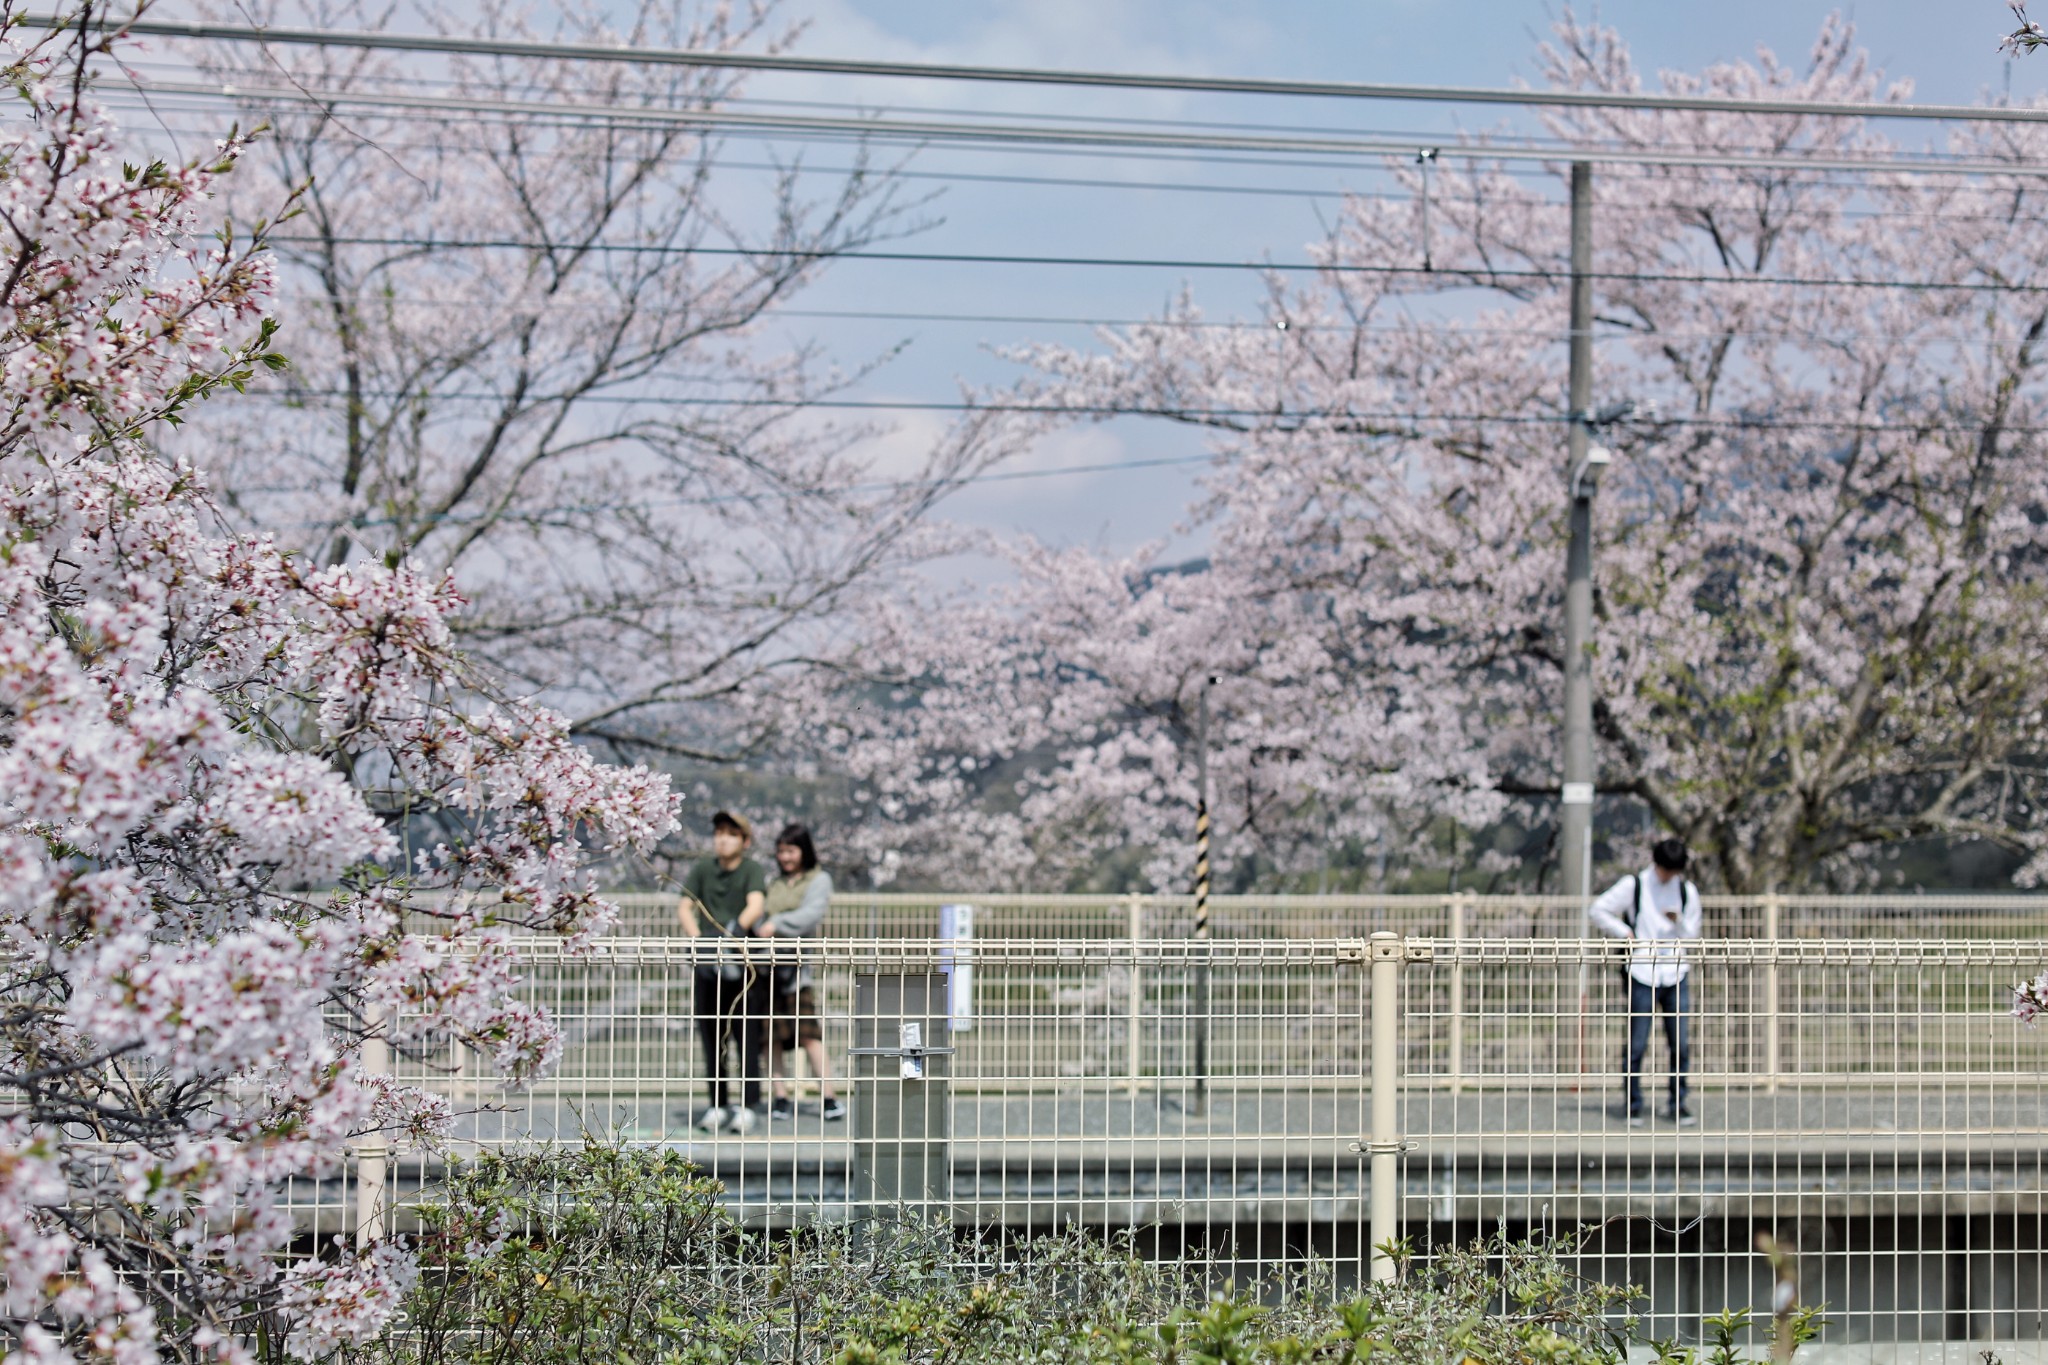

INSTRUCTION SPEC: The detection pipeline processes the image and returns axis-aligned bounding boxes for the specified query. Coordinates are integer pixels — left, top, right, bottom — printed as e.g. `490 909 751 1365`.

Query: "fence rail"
330 933 2048 1351
587 890 2048 940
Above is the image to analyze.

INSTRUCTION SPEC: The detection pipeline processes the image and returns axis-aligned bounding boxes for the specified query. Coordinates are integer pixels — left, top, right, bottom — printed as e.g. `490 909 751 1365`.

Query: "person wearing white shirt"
1586 837 1702 1126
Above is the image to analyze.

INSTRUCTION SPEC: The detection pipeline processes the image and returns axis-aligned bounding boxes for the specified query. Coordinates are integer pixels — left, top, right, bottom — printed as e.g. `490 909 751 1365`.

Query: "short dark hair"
775 823 819 873
1651 837 1690 872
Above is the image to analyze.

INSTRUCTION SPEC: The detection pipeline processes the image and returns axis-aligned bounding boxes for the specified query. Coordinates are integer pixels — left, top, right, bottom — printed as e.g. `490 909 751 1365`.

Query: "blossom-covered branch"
175 0 1035 769
2003 1 2046 55
0 5 678 1361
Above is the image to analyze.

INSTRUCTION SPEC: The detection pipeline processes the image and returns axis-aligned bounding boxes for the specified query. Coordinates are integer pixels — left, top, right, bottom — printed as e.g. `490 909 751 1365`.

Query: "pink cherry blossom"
0 13 678 1362
824 16 2048 897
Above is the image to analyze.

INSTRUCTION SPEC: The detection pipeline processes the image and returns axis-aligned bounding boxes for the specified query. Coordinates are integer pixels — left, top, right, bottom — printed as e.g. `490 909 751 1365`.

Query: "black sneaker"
1665 1100 1698 1127
821 1097 847 1122
1625 1107 1647 1127
769 1096 795 1121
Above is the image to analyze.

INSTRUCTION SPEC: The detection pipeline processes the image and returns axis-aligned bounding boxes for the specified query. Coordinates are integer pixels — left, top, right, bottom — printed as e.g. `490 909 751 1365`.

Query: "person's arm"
735 863 769 932
1677 881 1704 938
1585 876 1636 939
766 872 832 938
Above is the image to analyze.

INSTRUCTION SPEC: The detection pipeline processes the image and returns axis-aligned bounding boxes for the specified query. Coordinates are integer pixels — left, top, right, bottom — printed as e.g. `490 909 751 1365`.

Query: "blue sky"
717 3 2047 564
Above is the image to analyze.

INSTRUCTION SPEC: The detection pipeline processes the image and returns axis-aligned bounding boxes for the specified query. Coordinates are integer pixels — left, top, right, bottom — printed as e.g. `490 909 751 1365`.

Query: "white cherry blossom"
0 13 678 1362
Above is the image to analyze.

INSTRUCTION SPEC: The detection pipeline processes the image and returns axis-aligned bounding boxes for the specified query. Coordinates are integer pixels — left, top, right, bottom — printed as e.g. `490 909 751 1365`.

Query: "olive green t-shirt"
683 856 767 933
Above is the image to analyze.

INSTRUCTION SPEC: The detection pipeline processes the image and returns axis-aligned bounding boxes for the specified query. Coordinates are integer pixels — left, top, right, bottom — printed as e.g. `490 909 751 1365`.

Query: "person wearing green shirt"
676 810 769 1134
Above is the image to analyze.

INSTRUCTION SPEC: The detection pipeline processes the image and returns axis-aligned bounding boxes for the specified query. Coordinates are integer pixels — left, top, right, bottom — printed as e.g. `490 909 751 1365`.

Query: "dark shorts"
773 985 822 1050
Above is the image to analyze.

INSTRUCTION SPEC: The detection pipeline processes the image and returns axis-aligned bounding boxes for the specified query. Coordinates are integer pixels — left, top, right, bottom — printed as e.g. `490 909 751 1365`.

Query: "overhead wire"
246 387 2048 435
100 95 2048 235
110 86 2020 200
58 15 2048 128
263 292 2035 348
111 54 1579 152
126 52 1986 171
256 233 2048 295
120 78 2048 181
81 18 2048 533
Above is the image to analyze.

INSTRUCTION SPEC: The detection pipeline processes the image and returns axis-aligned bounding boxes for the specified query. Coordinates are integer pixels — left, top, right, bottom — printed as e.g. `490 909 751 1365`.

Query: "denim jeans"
1625 974 1691 1112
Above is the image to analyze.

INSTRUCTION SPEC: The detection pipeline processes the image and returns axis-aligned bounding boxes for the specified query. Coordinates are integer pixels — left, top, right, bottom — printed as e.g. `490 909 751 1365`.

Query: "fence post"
1126 892 1145 1095
353 1011 389 1250
1368 931 1405 1281
850 970 954 1226
1575 891 1590 1092
1763 892 1783 1094
1447 893 1468 1095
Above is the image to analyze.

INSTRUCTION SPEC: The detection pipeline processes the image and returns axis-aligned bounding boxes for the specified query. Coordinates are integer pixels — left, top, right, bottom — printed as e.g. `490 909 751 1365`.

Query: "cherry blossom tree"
172 0 1027 767
0 8 676 1361
828 15 2048 895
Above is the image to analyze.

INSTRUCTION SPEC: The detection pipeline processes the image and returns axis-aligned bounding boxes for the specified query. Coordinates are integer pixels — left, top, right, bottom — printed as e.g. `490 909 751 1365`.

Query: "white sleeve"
1585 876 1637 939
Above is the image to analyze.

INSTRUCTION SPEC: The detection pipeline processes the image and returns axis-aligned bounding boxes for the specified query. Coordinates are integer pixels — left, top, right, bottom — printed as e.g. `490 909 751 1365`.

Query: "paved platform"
387 1086 2048 1226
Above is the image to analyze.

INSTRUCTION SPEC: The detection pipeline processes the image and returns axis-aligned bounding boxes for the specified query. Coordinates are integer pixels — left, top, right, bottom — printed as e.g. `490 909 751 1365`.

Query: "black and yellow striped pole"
1192 679 1213 1117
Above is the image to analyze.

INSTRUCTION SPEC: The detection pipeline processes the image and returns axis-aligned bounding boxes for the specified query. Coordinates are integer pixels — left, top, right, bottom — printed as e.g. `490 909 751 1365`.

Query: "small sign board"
937 903 975 1032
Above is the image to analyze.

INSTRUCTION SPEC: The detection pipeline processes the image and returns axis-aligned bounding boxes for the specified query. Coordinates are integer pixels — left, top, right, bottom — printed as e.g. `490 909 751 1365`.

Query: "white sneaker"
725 1105 758 1135
693 1106 729 1133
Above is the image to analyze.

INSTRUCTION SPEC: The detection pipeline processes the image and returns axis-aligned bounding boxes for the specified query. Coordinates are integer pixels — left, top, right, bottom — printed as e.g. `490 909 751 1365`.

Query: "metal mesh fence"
333 931 2048 1352
593 890 2048 940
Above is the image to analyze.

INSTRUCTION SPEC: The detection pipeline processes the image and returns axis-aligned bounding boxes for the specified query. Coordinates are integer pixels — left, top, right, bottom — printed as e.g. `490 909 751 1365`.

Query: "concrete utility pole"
1561 161 1599 909
1195 682 1212 943
1192 678 1213 1117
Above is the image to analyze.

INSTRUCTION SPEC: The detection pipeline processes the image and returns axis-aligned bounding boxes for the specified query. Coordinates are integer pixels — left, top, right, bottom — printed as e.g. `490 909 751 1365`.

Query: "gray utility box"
849 971 953 1220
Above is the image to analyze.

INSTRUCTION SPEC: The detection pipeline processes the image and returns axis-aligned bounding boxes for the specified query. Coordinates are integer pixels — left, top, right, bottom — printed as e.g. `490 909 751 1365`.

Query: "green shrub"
345 1142 1810 1365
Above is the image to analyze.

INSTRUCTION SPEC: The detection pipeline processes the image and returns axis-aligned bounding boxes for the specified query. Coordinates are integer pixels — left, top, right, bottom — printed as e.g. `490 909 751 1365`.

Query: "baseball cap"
711 810 753 843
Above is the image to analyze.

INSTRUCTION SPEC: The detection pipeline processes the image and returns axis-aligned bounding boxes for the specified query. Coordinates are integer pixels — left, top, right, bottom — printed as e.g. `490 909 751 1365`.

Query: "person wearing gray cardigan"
754 823 845 1120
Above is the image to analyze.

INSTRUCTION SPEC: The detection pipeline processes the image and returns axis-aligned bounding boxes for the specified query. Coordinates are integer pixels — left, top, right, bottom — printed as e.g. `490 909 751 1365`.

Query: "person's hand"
753 920 776 938
676 898 701 936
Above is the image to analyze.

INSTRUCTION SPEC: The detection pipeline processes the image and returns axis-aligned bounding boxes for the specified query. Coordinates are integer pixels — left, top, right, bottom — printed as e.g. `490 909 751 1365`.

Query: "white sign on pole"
937 902 975 1032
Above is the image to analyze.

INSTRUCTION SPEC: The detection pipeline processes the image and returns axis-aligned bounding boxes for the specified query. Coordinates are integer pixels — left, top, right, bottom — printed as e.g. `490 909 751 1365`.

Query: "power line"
100 92 1366 199
123 85 1992 194
128 54 1554 153
104 87 1576 184
63 15 2048 127
265 292 2025 347
173 52 2009 174
261 233 2048 295
129 78 2048 181
249 387 2048 435
112 92 1358 198
109 94 2048 234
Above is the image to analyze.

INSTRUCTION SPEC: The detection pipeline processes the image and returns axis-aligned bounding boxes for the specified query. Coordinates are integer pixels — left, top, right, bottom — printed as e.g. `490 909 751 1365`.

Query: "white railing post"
1763 892 1783 1094
353 1011 389 1250
1447 892 1468 1094
1369 931 1405 1281
1575 891 1590 1090
1126 891 1145 1094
